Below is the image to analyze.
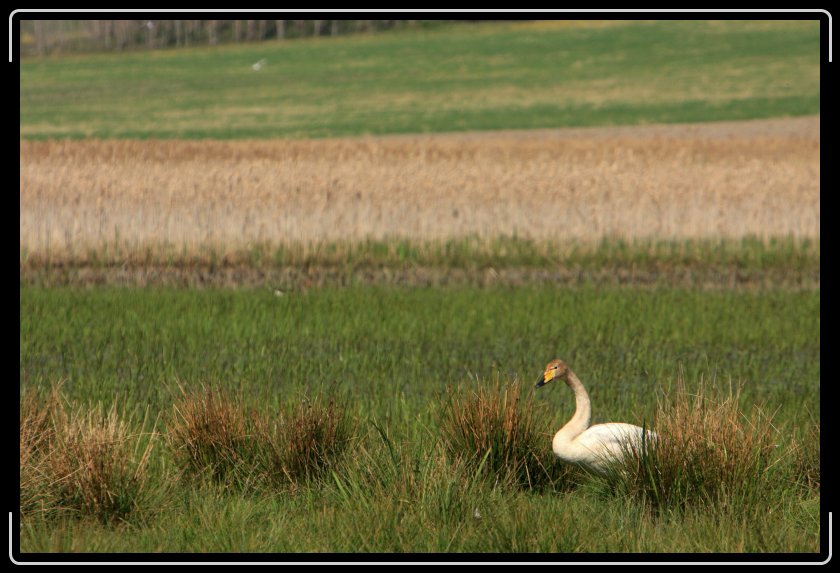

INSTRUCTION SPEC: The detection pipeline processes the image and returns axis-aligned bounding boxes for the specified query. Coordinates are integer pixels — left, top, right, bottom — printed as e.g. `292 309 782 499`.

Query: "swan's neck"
555 370 591 442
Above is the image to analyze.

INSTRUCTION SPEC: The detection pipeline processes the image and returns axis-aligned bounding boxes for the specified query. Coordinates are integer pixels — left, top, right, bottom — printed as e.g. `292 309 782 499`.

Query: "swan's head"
535 359 569 388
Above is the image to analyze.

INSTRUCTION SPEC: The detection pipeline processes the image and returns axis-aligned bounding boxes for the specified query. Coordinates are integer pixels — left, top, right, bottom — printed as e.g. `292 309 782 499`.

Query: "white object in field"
535 359 657 475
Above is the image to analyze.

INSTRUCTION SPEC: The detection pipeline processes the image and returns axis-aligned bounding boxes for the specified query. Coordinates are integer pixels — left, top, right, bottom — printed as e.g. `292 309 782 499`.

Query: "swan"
535 359 657 475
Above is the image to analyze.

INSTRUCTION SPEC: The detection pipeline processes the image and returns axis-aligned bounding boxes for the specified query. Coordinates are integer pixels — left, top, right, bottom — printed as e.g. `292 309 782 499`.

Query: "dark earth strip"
20 264 819 291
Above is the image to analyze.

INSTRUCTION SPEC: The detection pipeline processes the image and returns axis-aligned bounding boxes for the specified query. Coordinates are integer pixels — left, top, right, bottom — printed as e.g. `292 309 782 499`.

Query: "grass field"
19 285 821 553
19 20 820 139
18 18 821 557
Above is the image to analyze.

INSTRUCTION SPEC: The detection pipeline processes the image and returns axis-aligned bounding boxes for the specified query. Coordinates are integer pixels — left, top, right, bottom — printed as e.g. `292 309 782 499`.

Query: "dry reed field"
20 116 819 260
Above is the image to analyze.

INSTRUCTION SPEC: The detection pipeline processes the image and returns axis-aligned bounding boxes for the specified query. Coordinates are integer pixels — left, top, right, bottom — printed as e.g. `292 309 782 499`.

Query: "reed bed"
20 118 820 260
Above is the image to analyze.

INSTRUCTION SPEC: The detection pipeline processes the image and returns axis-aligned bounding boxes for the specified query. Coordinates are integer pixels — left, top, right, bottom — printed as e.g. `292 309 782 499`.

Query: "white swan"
535 359 657 475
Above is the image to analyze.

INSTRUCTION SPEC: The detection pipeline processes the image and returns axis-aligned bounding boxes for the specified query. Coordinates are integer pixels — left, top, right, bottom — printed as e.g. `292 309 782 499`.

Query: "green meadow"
20 285 820 415
20 20 820 139
19 19 821 556
19 285 820 552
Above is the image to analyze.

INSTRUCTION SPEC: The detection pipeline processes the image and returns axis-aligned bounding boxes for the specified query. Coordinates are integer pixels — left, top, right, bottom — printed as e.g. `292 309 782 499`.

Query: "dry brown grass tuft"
271 394 355 485
607 374 781 511
439 378 572 490
20 383 63 464
20 385 156 523
48 404 156 523
168 384 260 485
168 384 353 490
19 384 64 518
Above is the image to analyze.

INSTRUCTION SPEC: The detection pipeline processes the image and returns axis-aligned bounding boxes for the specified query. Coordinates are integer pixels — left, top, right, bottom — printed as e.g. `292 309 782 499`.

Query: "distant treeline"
19 20 473 57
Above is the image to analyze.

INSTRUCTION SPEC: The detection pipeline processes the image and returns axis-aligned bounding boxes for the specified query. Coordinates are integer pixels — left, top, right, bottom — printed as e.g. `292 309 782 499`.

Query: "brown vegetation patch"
168 384 353 490
19 386 156 523
607 375 784 511
20 117 820 261
19 261 820 290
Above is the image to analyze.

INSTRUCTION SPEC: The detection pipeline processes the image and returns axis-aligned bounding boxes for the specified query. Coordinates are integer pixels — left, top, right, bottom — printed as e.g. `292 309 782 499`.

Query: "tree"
33 20 47 55
206 20 218 45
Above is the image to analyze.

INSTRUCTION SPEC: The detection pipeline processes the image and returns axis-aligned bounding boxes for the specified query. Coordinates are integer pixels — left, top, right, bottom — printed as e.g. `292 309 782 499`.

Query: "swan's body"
536 359 657 475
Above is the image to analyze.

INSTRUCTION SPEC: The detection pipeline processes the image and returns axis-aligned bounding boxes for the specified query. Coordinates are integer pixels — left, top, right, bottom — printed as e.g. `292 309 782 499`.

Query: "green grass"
19 20 820 139
20 285 820 417
18 481 819 552
19 282 820 553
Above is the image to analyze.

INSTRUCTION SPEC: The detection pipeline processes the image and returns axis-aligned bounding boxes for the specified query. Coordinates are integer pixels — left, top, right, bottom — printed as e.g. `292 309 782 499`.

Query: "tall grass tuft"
792 420 820 493
268 393 354 486
49 403 156 523
604 373 781 511
168 384 353 490
20 383 62 463
439 377 570 490
20 384 156 524
20 383 64 519
168 384 262 487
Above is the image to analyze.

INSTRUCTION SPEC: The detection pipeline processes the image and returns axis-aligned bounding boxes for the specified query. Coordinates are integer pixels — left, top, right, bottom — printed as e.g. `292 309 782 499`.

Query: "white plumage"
536 359 657 475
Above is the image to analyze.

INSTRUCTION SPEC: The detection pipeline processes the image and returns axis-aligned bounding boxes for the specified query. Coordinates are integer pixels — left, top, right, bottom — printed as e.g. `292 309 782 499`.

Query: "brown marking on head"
545 359 569 379
536 358 570 388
